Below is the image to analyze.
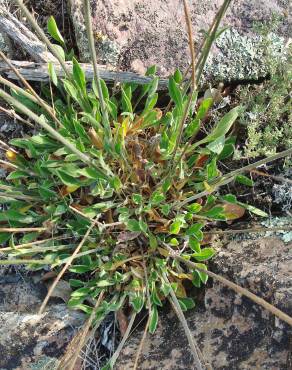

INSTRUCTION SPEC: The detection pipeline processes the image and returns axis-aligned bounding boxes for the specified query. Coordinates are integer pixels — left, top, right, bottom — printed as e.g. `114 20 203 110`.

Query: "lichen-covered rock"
68 0 290 80
117 237 292 369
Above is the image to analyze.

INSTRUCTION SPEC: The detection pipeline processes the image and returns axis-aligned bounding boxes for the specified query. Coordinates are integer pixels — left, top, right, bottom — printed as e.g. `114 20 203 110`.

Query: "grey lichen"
203 28 286 83
261 217 292 243
29 357 59 370
272 177 292 212
95 37 120 65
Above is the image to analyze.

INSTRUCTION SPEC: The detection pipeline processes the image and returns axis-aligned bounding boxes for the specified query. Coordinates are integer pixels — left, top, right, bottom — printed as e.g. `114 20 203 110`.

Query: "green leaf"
53 44 65 61
73 58 86 92
174 69 183 83
149 233 158 249
145 65 157 76
218 143 234 160
162 178 171 193
238 202 268 217
100 79 109 100
168 77 183 114
192 248 215 261
208 106 241 141
178 297 195 310
150 190 165 205
189 237 201 253
71 287 92 297
130 294 144 312
0 232 10 244
121 87 132 113
56 170 81 186
192 271 201 288
69 279 84 288
48 62 58 86
222 194 237 203
235 174 254 187
185 98 213 138
96 280 115 287
0 210 38 224
149 305 158 333
77 167 108 181
207 135 225 154
139 219 148 234
186 223 204 239
132 193 142 204
47 16 64 45
69 265 92 273
63 80 78 101
187 203 202 214
6 170 28 180
206 157 219 180
126 219 141 232
169 220 182 235
201 206 225 219
195 263 208 284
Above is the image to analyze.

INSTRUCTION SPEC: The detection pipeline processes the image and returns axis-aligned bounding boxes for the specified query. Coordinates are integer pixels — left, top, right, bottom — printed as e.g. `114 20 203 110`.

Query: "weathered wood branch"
0 7 56 62
0 60 169 89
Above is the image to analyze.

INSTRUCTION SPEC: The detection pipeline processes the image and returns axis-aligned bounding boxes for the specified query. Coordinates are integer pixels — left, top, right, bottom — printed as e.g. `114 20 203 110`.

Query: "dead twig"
173 254 292 327
38 217 98 314
204 226 292 235
163 271 204 370
67 292 105 370
0 6 56 62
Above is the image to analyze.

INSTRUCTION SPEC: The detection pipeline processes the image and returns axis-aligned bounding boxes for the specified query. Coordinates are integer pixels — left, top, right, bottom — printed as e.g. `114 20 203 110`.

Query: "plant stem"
108 312 137 368
133 316 150 370
163 272 204 370
171 0 197 162
173 254 292 327
0 259 47 265
0 105 33 127
83 0 111 139
0 227 47 233
195 0 231 85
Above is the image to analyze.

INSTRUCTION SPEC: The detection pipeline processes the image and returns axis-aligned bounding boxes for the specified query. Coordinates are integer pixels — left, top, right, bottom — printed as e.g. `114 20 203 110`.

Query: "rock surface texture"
0 270 85 370
69 0 290 80
117 237 292 369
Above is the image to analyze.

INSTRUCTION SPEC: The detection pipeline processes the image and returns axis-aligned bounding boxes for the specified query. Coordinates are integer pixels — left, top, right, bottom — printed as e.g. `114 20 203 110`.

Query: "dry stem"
38 218 98 314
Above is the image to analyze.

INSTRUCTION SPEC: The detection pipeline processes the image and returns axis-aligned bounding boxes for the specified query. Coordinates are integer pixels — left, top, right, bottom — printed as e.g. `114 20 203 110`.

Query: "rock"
0 305 85 370
69 0 290 80
0 270 86 369
0 273 45 313
117 237 292 369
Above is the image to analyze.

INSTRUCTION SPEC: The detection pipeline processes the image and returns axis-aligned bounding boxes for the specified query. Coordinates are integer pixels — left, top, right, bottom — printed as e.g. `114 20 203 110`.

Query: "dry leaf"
116 308 128 336
223 203 245 220
88 127 103 149
117 231 141 243
46 280 72 303
41 271 57 281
